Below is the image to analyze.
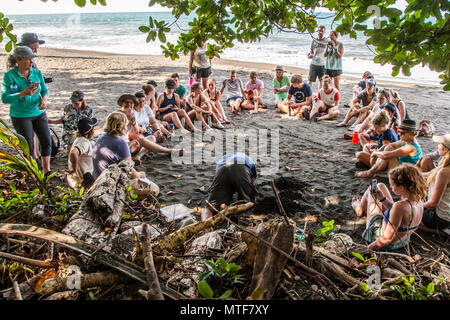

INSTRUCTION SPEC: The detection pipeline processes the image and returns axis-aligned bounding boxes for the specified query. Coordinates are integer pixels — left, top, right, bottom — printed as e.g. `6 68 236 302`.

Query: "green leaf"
218 289 232 299
74 0 87 7
360 281 370 293
426 282 434 295
197 281 214 299
352 252 365 263
158 30 166 43
139 26 150 33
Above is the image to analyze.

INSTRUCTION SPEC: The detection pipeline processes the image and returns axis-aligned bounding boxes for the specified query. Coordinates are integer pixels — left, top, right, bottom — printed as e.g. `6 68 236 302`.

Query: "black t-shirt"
288 83 312 104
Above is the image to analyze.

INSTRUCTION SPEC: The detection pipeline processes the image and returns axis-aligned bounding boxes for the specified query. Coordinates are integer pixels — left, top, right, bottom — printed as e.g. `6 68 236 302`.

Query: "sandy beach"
1 47 449 244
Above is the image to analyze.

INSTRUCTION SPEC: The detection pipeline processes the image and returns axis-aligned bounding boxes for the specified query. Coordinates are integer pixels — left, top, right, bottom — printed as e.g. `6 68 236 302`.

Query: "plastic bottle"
189 77 194 87
352 131 359 145
169 123 175 132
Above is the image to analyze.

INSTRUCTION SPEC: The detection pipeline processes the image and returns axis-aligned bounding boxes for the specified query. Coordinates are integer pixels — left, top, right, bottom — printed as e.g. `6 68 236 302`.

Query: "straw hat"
432 133 450 149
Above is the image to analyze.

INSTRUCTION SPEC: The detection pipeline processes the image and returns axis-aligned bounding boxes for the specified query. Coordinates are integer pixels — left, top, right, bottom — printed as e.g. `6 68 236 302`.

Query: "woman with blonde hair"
92 111 145 180
420 134 450 234
356 109 399 166
352 163 426 251
203 78 229 124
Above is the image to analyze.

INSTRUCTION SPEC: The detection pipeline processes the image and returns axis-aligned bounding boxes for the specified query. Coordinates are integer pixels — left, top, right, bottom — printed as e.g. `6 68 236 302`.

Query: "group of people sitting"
1 32 448 255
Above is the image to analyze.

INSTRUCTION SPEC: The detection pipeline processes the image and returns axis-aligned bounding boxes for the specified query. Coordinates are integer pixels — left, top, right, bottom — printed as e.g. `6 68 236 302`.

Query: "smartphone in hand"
370 179 377 195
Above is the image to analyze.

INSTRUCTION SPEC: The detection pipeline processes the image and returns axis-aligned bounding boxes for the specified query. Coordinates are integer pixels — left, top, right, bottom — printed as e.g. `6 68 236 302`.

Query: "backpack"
418 120 435 137
50 128 60 158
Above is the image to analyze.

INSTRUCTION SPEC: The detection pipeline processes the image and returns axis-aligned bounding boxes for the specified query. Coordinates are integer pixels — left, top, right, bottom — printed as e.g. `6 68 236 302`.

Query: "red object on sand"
189 77 194 87
352 131 359 145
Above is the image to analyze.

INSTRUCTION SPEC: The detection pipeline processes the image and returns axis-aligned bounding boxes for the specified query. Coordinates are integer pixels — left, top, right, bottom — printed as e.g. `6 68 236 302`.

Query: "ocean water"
9 11 442 85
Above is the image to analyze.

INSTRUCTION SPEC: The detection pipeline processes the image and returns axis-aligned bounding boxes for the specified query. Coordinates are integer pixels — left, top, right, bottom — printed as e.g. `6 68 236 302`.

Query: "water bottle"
146 129 153 137
10 84 18 94
169 123 175 132
352 131 359 145
189 77 194 87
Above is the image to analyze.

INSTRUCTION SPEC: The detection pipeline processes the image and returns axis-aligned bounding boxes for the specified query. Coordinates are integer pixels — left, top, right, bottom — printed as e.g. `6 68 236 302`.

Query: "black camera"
44 77 54 84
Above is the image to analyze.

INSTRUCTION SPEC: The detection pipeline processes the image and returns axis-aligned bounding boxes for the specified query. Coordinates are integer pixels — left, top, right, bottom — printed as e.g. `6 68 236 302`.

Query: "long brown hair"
389 164 427 202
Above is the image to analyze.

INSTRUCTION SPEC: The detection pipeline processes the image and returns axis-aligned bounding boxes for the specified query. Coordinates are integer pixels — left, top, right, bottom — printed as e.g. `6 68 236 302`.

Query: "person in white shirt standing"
310 75 340 122
189 42 212 90
307 26 328 91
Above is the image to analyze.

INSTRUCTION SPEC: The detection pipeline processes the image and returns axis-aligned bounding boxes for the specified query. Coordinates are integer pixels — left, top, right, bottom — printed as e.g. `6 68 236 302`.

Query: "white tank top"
193 49 210 68
429 180 450 222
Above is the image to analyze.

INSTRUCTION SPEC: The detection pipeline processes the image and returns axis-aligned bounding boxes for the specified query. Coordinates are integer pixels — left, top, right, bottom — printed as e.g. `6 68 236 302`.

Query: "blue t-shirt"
288 83 312 104
216 153 257 179
92 133 131 179
369 128 399 148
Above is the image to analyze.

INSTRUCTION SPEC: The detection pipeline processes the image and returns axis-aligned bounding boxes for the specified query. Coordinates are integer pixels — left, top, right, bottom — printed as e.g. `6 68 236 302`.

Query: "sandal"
348 125 356 131
336 122 347 127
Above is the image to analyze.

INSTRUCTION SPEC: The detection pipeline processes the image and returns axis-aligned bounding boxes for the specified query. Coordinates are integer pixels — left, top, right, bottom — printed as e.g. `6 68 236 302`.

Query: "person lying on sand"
276 74 312 118
118 94 181 165
66 117 97 190
219 70 246 115
203 78 230 124
156 79 197 134
337 78 377 131
244 71 266 114
201 153 257 221
186 83 224 130
419 134 450 236
352 164 426 251
355 119 422 179
356 110 399 167
309 75 340 122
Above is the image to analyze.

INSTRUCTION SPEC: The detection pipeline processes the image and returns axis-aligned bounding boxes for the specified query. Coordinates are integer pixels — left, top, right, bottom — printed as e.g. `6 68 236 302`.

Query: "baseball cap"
432 133 450 149
70 90 85 102
165 79 176 89
77 117 98 135
146 80 158 87
135 91 145 98
13 46 37 59
18 33 46 46
367 78 376 86
383 102 396 113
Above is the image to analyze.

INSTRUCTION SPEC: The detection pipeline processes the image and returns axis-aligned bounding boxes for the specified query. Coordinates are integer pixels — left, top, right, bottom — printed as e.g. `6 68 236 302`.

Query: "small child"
66 117 98 190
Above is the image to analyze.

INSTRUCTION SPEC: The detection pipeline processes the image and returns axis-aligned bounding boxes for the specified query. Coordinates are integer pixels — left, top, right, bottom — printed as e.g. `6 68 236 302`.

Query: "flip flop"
302 108 310 120
336 122 347 127
348 125 356 131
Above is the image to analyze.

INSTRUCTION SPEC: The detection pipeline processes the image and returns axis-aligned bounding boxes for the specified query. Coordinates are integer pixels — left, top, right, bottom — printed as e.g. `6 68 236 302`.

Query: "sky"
3 0 169 15
3 0 408 15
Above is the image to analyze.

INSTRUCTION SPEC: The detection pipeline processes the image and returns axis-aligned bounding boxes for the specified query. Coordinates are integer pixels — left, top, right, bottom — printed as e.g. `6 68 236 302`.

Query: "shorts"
309 64 325 82
325 69 343 78
192 66 211 79
226 96 245 106
362 215 409 251
207 164 257 211
421 208 450 230
275 96 286 104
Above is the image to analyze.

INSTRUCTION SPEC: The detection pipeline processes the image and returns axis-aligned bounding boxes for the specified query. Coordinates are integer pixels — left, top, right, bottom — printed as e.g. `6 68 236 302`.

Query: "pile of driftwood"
1 162 449 300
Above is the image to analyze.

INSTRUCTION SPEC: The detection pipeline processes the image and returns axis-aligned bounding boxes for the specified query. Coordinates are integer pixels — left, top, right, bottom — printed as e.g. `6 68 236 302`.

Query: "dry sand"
1 48 449 244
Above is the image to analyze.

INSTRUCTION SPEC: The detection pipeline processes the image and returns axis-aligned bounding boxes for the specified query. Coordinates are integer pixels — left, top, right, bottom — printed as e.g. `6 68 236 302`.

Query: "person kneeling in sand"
220 70 246 114
355 119 422 179
66 117 97 190
276 74 312 118
244 71 266 114
309 75 340 122
273 66 290 105
352 164 426 251
201 153 257 221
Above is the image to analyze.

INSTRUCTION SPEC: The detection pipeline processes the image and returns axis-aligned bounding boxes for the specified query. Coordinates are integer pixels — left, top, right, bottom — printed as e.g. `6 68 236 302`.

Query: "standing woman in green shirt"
1 46 51 174
324 31 344 93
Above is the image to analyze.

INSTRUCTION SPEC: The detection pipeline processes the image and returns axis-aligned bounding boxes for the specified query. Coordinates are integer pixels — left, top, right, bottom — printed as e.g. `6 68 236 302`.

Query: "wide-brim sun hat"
398 119 418 131
17 32 45 46
13 46 37 59
77 117 98 135
432 133 450 149
274 66 285 72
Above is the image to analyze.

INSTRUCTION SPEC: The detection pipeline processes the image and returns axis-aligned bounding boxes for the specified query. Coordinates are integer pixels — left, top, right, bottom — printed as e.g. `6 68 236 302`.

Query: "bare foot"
355 170 375 179
250 110 258 114
351 196 364 217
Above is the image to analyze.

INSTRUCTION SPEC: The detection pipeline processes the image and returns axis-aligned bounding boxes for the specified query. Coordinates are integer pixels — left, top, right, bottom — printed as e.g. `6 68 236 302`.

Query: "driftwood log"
139 224 164 300
35 271 130 295
250 219 295 300
62 160 134 247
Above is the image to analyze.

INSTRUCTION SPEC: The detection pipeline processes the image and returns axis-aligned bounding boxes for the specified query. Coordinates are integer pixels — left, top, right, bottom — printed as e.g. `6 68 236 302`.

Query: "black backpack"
50 128 60 158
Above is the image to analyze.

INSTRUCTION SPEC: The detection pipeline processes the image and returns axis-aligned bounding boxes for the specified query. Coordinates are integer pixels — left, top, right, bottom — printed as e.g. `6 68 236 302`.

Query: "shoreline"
0 47 443 89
